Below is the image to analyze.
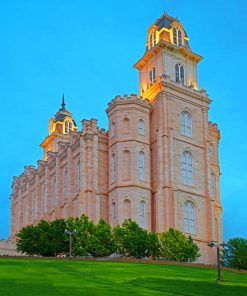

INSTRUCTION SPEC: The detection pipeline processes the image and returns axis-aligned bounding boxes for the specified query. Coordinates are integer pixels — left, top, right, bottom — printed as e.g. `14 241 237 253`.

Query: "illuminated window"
138 151 145 181
65 121 72 134
209 144 214 159
181 111 192 137
173 27 183 46
138 119 145 135
181 151 194 186
149 67 156 84
175 64 185 84
149 31 157 48
184 201 196 234
210 173 216 198
139 201 146 228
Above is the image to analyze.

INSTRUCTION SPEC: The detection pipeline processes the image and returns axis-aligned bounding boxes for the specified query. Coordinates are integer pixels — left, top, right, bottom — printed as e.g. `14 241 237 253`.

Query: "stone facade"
10 14 222 264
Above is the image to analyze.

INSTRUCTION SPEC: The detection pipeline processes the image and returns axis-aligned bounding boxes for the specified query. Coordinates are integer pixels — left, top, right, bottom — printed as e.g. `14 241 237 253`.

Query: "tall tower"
40 95 77 160
134 14 222 264
106 95 152 229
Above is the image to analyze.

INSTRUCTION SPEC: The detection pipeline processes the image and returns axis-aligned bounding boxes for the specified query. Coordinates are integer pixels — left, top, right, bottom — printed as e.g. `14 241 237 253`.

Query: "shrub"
222 238 247 270
160 228 200 262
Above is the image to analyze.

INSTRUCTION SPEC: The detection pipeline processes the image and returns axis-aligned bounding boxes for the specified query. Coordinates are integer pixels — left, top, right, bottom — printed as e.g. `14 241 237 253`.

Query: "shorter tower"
40 95 77 160
106 95 152 229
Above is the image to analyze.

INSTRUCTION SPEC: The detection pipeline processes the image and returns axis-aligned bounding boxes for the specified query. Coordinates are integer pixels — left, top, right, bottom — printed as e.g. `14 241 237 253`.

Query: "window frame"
180 111 192 137
181 151 194 186
183 200 196 235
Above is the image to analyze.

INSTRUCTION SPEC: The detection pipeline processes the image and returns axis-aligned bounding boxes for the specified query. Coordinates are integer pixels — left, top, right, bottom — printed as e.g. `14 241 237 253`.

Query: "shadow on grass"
131 277 247 296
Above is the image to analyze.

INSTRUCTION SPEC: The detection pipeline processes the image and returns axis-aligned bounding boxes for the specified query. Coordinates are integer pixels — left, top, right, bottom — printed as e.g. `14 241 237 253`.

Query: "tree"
16 219 68 256
86 219 116 257
222 238 247 270
114 219 160 259
66 214 94 257
159 228 200 262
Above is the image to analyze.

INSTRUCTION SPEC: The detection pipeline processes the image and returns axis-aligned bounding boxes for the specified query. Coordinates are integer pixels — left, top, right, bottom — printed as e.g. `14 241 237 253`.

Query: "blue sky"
0 0 246 240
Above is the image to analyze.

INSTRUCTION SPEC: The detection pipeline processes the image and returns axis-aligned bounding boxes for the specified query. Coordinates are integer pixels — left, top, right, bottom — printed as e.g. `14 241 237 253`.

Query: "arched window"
175 64 185 85
139 201 146 228
181 151 194 186
111 153 116 182
184 201 196 234
149 67 156 84
173 27 183 46
210 173 216 198
69 121 72 133
124 199 131 219
123 150 130 180
181 111 192 137
173 27 177 45
138 119 145 135
111 122 116 138
209 144 214 159
77 161 81 190
65 121 69 134
138 151 145 181
178 29 182 46
123 118 130 133
53 175 57 207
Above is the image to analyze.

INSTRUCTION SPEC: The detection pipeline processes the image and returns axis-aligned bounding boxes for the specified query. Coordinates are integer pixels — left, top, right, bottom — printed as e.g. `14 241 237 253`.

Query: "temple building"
10 13 222 264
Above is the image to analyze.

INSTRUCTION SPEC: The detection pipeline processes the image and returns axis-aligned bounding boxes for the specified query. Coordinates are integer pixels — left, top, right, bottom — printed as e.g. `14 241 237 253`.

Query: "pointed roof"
54 95 75 124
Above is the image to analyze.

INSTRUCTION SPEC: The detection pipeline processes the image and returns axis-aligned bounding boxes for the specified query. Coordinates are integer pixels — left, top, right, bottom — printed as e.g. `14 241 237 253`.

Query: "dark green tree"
159 228 200 262
114 219 160 259
222 238 247 270
86 219 116 257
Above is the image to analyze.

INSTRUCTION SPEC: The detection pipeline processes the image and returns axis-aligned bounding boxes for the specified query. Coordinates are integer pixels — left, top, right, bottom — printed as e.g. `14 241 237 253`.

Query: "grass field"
0 259 247 296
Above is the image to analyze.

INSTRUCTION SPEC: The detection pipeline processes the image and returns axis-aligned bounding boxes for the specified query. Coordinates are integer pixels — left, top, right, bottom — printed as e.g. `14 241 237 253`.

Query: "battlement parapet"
106 94 151 112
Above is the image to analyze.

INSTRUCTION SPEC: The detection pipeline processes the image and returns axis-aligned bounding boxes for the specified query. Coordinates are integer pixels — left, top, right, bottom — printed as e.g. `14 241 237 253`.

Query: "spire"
61 94 66 110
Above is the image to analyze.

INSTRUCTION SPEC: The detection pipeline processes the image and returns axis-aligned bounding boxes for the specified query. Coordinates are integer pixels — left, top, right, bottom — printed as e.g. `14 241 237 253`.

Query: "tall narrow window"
24 196 28 225
139 201 146 228
173 27 183 46
123 150 130 180
181 111 192 137
123 118 130 133
181 151 193 186
124 199 131 219
111 122 116 138
173 27 177 45
209 144 214 159
69 121 72 133
16 203 19 231
63 169 68 200
112 153 116 182
77 161 81 190
149 67 156 84
53 175 57 207
210 173 216 198
178 29 182 46
42 182 46 214
138 151 145 181
65 121 69 134
138 119 145 135
112 202 117 225
184 201 196 234
175 64 185 85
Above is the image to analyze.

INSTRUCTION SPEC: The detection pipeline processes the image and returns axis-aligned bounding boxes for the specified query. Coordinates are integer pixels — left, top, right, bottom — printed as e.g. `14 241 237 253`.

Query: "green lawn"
0 259 247 296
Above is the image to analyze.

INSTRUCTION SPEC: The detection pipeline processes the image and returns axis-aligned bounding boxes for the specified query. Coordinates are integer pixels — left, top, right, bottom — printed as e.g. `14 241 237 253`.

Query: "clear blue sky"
0 0 246 241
